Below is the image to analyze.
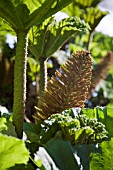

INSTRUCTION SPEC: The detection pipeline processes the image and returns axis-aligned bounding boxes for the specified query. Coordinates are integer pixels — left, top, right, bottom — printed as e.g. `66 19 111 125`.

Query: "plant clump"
27 110 109 146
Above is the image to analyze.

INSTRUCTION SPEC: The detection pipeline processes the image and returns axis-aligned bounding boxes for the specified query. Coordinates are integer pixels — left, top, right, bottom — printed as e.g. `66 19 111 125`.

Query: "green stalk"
87 31 94 51
39 57 47 96
13 31 28 138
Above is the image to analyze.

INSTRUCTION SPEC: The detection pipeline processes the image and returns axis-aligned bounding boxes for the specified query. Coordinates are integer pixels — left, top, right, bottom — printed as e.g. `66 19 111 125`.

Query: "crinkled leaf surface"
0 133 29 170
81 106 113 137
27 111 107 146
29 16 90 59
90 138 113 170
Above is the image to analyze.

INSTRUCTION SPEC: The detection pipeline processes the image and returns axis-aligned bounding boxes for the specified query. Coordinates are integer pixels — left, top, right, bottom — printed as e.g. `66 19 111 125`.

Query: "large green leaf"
14 0 43 12
0 0 73 32
25 0 74 29
0 0 17 30
0 133 29 170
0 0 30 31
29 16 90 60
45 132 79 170
90 138 113 170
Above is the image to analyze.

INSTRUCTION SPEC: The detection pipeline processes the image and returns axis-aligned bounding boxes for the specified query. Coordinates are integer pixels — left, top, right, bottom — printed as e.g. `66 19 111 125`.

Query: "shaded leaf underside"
29 16 90 60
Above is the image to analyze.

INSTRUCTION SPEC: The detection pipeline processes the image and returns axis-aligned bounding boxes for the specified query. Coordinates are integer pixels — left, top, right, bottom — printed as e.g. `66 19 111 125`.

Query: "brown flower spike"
88 51 113 98
34 50 92 121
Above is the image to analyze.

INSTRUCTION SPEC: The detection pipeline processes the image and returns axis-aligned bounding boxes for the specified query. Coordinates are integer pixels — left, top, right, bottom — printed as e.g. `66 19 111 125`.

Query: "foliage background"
0 0 113 169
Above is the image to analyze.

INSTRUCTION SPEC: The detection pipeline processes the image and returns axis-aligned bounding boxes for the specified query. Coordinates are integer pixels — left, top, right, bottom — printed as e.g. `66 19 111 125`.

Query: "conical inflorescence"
88 51 113 98
34 50 92 121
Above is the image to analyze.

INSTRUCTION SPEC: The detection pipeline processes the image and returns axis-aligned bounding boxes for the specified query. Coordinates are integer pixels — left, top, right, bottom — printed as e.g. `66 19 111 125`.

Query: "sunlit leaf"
0 0 73 32
0 0 17 29
25 0 74 29
81 106 113 137
0 118 7 131
0 133 29 170
90 138 113 170
1 121 17 137
29 16 90 60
